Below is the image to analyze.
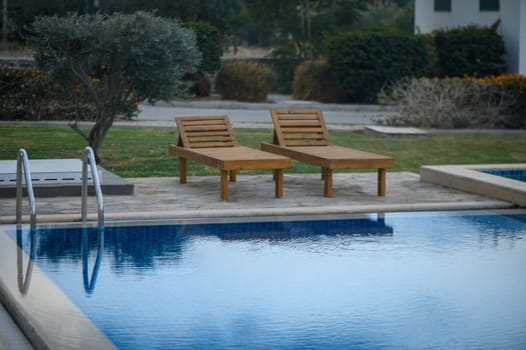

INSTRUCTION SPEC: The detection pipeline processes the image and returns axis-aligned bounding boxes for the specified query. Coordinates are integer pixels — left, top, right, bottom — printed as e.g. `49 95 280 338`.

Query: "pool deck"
0 171 516 225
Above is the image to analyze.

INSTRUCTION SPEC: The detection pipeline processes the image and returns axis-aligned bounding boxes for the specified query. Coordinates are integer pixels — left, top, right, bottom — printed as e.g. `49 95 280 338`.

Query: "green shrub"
293 60 343 103
465 74 526 128
0 65 96 120
377 75 523 129
190 74 212 97
328 29 428 103
0 65 50 119
0 64 134 121
215 61 275 102
433 25 506 77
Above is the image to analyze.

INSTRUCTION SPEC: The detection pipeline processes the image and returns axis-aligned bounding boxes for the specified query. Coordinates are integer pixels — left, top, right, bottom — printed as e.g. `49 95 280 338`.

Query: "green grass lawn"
1 125 525 177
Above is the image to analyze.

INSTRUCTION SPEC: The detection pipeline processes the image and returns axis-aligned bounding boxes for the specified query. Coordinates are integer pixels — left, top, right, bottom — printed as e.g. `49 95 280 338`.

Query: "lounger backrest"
176 116 239 148
270 109 331 147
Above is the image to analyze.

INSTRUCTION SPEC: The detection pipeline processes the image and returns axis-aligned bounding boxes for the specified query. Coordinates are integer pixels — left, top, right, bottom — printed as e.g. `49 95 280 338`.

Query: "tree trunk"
69 112 115 164
87 111 115 163
2 0 7 46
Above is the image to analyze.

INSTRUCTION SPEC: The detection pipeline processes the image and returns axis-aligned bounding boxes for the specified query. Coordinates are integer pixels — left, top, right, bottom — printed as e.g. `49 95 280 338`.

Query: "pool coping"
420 163 526 207
1 200 515 225
0 228 117 350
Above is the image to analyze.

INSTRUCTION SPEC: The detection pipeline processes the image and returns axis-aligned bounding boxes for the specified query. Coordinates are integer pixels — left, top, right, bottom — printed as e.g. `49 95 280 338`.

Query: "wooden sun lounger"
169 116 291 200
261 109 394 198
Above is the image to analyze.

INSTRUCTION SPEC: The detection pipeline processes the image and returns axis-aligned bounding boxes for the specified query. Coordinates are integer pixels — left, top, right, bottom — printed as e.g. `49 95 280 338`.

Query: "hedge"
328 30 428 103
433 25 506 78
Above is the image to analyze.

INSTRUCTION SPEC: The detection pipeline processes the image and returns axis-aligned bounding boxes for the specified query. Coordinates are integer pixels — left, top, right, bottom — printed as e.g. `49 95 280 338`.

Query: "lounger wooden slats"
169 116 291 200
261 109 394 198
177 116 238 148
272 109 331 147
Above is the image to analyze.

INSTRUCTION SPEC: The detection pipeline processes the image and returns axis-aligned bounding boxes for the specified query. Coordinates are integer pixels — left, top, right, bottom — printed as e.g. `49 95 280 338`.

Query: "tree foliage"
184 21 223 74
183 21 223 96
99 0 244 32
27 11 200 161
7 0 407 52
246 0 367 59
6 0 244 41
357 1 414 33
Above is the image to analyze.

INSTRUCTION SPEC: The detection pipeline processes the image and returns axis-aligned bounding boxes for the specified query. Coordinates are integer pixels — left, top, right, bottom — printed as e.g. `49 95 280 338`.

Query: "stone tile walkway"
0 172 513 224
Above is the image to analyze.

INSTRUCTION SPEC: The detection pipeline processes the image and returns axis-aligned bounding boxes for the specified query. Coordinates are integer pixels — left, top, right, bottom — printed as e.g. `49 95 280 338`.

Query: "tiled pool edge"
420 164 526 207
0 200 514 225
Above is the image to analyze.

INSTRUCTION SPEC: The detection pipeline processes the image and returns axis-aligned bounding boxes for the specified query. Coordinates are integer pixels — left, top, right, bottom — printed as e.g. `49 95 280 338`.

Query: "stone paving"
0 172 514 224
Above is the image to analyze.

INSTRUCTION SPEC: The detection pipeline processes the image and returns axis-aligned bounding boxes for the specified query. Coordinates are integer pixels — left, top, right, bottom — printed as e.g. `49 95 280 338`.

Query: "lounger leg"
220 170 228 200
275 168 283 198
179 158 187 184
378 168 386 196
323 168 333 198
273 169 277 181
229 170 237 182
321 168 325 180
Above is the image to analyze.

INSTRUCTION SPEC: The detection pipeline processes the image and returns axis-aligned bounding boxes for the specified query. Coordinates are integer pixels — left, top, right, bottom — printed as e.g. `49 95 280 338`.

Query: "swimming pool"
482 169 526 183
1 210 526 349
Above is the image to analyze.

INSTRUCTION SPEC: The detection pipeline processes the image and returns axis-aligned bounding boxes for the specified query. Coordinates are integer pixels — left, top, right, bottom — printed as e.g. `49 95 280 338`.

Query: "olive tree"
27 11 200 162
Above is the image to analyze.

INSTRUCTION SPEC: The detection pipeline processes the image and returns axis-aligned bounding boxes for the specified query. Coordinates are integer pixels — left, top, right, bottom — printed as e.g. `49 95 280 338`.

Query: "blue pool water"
10 211 526 349
482 169 526 182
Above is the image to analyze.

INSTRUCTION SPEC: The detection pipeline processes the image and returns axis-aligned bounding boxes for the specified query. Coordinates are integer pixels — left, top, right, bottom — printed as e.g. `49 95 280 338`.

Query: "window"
480 0 499 11
434 0 451 12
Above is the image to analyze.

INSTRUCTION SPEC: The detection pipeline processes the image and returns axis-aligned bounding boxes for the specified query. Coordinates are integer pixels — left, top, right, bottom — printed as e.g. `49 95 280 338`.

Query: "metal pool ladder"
16 149 36 229
81 146 104 226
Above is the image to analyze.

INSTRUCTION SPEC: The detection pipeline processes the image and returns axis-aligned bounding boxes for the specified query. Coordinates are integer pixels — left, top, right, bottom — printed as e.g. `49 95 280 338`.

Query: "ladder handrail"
81 147 104 226
16 149 36 228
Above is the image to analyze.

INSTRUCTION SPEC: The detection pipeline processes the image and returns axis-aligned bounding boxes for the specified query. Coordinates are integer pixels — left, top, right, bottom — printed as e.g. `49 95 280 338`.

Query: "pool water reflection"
10 211 526 349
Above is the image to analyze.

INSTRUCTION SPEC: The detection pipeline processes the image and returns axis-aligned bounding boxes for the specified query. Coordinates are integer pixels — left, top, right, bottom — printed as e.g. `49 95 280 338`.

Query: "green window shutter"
480 0 499 11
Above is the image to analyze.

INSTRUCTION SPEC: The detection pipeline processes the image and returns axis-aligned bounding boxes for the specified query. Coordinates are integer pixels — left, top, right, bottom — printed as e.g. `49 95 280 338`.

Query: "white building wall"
415 0 499 33
501 1 520 73
520 0 526 74
414 0 434 33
